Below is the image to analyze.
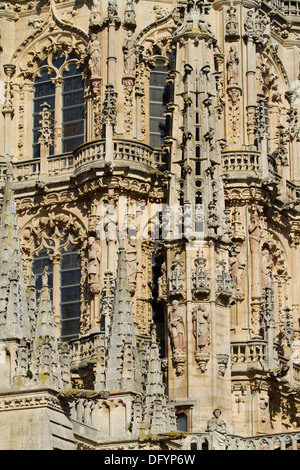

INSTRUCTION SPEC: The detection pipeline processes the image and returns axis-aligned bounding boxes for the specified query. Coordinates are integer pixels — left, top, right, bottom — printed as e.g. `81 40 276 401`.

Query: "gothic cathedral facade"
0 0 300 450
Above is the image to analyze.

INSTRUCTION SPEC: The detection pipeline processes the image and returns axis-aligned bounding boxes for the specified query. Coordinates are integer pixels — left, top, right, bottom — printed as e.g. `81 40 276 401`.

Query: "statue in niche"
248 212 262 254
226 3 239 37
125 236 138 295
87 33 101 78
123 31 136 77
207 409 227 450
42 266 49 287
87 237 101 287
90 0 101 28
169 300 185 353
103 205 117 242
193 304 210 351
108 0 118 17
244 9 256 35
229 245 247 301
227 45 239 86
261 248 272 288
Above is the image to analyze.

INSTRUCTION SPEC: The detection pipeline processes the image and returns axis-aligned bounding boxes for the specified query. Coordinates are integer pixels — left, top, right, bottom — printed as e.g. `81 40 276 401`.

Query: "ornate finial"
5 154 13 181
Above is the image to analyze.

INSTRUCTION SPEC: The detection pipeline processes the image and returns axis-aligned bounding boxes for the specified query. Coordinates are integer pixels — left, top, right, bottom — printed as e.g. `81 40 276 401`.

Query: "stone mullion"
246 36 257 148
23 83 34 160
50 254 62 339
53 77 63 155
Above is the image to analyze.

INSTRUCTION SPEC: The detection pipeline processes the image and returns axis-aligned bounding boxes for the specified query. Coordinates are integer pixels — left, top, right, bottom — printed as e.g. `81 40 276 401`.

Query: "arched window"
33 53 85 158
149 56 174 148
32 244 81 342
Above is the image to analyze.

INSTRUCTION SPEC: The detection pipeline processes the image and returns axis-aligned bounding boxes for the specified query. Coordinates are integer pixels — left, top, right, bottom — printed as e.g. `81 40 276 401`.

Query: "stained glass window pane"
62 64 84 153
60 245 81 342
33 69 55 158
149 60 172 149
32 249 53 297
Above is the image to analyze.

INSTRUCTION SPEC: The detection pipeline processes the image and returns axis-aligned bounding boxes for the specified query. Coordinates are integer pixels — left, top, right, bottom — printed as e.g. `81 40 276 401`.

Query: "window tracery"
21 210 86 341
32 52 85 158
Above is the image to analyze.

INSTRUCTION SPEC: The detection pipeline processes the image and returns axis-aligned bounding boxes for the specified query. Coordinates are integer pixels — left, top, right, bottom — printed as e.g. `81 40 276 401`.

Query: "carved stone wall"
0 0 299 450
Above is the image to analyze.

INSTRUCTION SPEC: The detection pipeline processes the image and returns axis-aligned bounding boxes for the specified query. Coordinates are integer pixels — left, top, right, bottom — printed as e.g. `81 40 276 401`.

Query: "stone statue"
125 236 138 294
248 213 262 254
244 9 256 35
230 245 247 300
261 248 272 288
90 0 101 28
169 300 185 353
207 409 227 450
123 31 136 77
103 205 117 242
108 0 118 17
87 34 101 78
42 266 49 287
87 236 101 285
227 45 239 86
226 4 239 37
193 304 210 351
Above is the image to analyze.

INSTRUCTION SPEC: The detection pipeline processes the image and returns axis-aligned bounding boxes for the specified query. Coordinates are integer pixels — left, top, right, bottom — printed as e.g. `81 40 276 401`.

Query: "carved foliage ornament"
21 211 86 259
17 32 87 80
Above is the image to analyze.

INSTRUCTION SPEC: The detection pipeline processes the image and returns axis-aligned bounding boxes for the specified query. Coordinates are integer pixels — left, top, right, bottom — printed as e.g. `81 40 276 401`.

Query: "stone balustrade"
222 150 260 174
0 140 166 187
73 140 106 170
292 362 300 384
184 431 300 450
271 0 300 17
48 153 74 177
231 340 267 365
282 0 300 16
70 333 104 367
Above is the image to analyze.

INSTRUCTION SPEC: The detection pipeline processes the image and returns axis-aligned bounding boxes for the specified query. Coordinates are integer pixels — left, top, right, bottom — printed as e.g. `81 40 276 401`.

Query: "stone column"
51 254 61 338
3 64 15 156
54 77 63 155
246 37 257 148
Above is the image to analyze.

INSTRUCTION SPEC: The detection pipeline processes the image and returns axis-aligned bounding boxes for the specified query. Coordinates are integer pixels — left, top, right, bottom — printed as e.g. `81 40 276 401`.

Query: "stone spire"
145 325 165 396
0 155 29 340
30 266 61 388
142 324 177 435
104 236 142 393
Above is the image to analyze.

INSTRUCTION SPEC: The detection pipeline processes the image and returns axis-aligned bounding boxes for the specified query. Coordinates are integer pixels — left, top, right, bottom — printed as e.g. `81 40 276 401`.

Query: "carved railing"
184 431 300 450
286 180 298 201
48 153 74 177
74 138 166 170
0 139 166 186
73 140 106 171
0 140 167 187
222 151 260 174
231 340 268 366
70 333 104 367
292 362 300 384
282 0 300 16
14 159 41 181
271 0 300 17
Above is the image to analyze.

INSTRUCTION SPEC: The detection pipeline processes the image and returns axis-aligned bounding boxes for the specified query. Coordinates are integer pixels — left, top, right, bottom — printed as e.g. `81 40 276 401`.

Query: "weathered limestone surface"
0 0 299 450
